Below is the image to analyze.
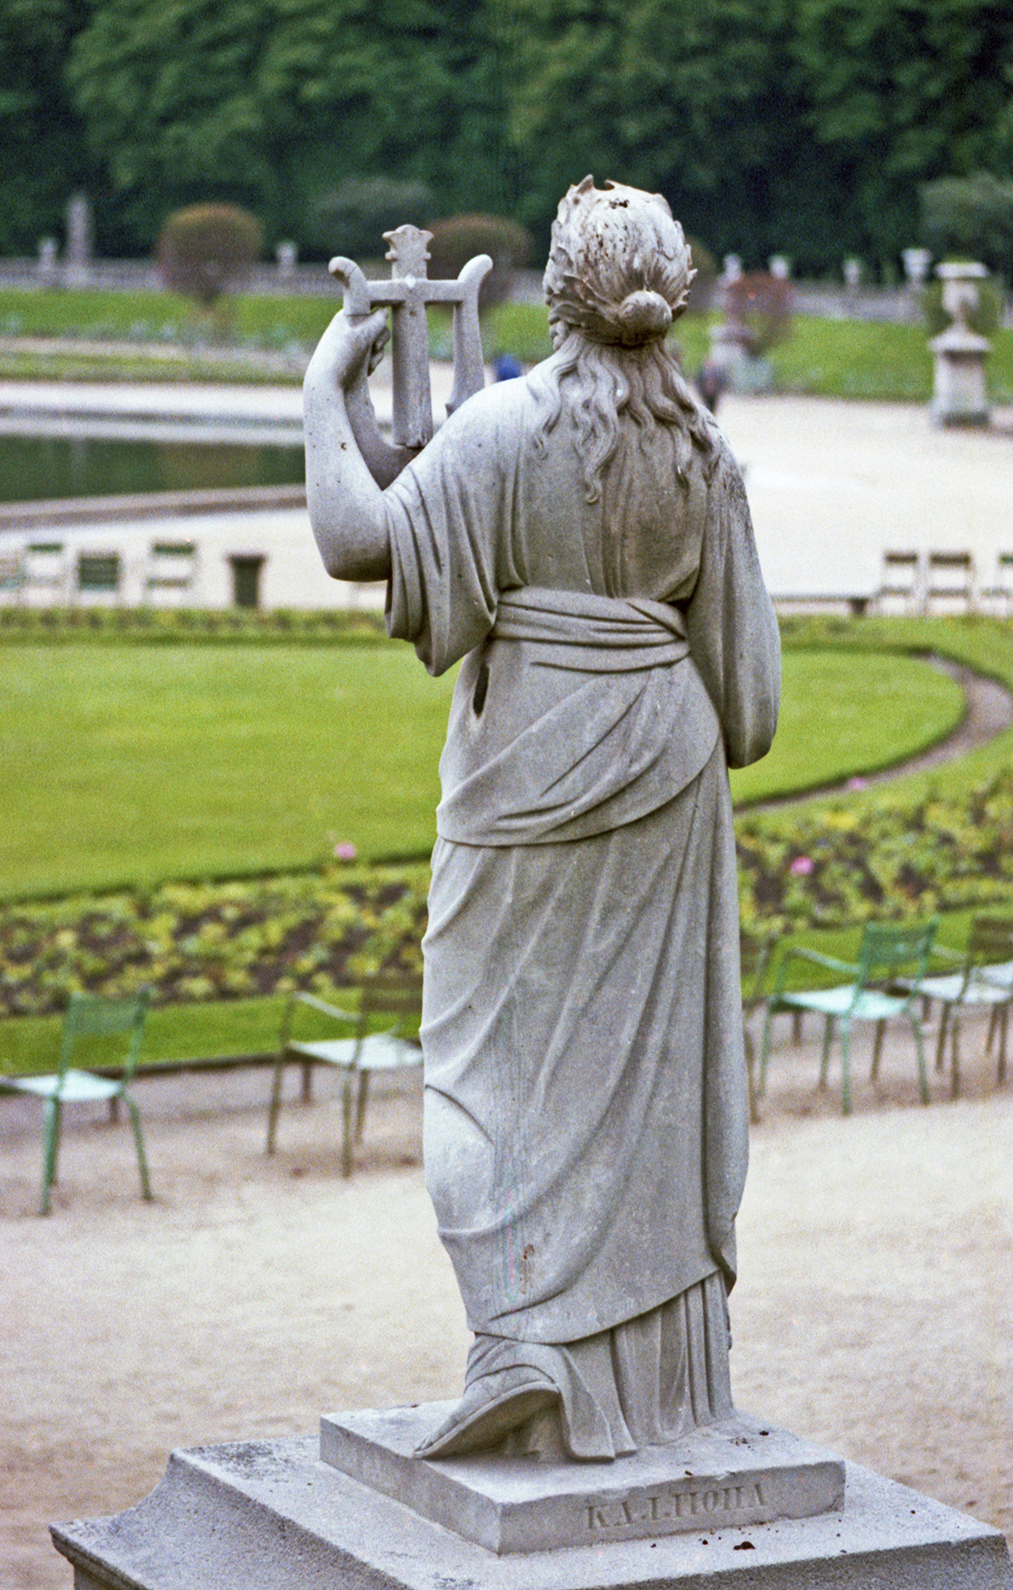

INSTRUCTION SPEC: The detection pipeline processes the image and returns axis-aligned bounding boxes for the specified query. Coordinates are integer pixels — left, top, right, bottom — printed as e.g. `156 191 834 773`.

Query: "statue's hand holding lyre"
304 307 389 394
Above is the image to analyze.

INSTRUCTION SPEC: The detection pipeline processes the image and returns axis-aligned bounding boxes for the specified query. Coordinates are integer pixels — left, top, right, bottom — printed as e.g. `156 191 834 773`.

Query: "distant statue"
304 176 780 1463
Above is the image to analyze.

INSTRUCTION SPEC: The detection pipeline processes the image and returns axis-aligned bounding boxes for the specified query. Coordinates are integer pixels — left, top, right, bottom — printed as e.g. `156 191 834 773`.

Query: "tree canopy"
2 0 1011 275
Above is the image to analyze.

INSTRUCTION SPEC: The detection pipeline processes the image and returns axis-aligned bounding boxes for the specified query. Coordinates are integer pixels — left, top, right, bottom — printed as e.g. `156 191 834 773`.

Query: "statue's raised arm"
303 224 492 581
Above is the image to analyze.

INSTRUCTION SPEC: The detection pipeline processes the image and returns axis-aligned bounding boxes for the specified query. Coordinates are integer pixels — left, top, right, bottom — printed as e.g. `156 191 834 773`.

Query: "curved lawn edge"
740 652 1013 812
769 616 1013 811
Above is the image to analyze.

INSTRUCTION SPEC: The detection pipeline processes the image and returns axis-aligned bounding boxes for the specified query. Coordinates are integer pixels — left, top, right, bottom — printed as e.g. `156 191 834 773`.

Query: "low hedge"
0 605 388 644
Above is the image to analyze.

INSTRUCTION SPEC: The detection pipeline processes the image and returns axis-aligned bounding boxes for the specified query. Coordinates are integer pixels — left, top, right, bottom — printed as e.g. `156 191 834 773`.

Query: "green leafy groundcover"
5 769 1013 1019
737 769 1013 937
0 867 428 1019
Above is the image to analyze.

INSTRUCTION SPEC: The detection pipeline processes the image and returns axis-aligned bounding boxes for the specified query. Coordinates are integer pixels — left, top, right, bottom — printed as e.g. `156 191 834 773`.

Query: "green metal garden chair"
910 915 1013 1097
758 918 939 1114
1 990 152 1215
266 972 423 1175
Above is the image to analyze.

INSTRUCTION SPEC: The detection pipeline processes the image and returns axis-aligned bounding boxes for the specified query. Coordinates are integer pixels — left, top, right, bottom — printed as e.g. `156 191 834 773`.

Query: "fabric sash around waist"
436 586 722 846
491 586 691 673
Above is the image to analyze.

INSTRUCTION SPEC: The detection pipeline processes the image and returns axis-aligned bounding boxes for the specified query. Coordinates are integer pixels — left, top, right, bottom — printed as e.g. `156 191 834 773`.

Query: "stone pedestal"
51 1406 1013 1590
930 322 992 426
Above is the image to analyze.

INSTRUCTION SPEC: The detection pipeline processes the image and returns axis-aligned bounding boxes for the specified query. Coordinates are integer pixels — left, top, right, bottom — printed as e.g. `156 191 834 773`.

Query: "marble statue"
304 176 781 1466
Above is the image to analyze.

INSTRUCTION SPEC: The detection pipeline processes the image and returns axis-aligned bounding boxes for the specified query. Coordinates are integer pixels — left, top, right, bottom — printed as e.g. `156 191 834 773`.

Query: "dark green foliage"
919 172 1013 283
0 0 97 253
157 204 263 307
3 0 1013 278
311 176 434 261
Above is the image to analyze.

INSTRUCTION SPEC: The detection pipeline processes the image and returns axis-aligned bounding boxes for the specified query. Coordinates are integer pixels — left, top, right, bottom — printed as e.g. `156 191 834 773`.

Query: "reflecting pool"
0 435 305 502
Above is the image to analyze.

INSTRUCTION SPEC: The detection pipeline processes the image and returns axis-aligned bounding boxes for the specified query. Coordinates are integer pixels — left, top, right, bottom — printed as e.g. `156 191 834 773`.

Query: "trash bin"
229 554 266 610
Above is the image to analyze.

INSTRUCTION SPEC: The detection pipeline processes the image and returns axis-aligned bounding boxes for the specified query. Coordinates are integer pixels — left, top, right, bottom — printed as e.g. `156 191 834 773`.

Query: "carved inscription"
585 1481 767 1532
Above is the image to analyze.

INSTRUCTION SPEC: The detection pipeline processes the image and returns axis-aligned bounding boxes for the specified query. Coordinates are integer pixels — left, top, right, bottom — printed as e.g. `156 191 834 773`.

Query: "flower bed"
0 867 428 1018
737 769 1013 935
4 771 1013 1018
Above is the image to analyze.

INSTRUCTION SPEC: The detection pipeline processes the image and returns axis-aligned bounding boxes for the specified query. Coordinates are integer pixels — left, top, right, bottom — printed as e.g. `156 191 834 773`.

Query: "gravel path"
2 1012 1010 1588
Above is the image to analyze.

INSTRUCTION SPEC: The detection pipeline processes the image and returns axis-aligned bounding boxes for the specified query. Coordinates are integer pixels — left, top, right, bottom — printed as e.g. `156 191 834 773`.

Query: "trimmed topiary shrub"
311 176 434 261
426 213 532 309
157 204 263 309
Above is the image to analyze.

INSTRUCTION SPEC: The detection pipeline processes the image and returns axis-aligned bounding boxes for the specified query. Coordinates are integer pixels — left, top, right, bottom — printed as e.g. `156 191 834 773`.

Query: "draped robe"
380 368 780 1458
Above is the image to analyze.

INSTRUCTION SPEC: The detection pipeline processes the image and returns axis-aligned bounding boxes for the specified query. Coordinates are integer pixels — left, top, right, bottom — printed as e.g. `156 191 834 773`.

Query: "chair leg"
986 1006 999 1055
266 1055 286 1155
819 1017 834 1090
999 1006 1009 1086
341 1071 355 1178
124 1092 153 1201
911 1015 930 1105
355 1069 370 1144
870 1019 886 1081
839 1020 852 1115
758 1007 775 1098
950 1011 961 1099
41 1097 61 1215
792 1010 803 1045
109 1096 120 1124
935 1004 949 1074
301 1059 314 1104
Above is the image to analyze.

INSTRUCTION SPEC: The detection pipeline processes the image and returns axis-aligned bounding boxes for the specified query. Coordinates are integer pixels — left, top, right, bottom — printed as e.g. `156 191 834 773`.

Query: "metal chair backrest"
145 541 198 595
359 972 423 1036
963 916 1013 989
740 932 775 1011
879 550 920 609
857 918 939 991
59 990 151 1083
925 550 974 611
24 541 67 599
76 551 121 595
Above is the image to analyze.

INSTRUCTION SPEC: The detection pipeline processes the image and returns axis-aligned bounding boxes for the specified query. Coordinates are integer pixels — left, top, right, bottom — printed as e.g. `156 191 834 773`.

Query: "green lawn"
728 649 963 804
5 284 1011 402
0 635 967 902
0 641 454 899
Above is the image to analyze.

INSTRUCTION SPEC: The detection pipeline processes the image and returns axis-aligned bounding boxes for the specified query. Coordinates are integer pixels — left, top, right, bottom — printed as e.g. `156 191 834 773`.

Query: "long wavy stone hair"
531 177 718 526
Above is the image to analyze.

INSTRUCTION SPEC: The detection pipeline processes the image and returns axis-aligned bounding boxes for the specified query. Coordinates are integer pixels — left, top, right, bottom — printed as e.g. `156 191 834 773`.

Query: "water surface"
0 435 305 503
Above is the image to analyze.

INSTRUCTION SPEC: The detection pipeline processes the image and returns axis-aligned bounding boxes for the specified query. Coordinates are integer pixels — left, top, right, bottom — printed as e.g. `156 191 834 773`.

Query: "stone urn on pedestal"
930 262 992 427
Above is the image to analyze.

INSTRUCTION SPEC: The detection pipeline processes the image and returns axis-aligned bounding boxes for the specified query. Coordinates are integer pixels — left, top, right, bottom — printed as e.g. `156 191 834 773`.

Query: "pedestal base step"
320 1404 844 1553
51 1422 1013 1590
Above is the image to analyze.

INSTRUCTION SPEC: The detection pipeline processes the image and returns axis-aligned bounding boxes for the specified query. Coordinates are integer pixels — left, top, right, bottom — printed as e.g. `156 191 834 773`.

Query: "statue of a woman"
304 177 780 1464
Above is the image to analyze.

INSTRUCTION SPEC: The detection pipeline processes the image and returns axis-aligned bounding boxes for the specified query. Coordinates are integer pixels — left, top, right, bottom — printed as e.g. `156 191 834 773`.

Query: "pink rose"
790 855 814 876
333 841 358 862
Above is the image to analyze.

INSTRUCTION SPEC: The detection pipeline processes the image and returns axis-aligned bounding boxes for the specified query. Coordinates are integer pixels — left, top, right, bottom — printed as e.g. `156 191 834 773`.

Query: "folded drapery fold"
436 585 720 846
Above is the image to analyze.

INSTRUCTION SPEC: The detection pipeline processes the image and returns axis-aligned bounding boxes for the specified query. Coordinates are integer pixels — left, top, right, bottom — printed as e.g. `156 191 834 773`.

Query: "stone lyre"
329 225 492 451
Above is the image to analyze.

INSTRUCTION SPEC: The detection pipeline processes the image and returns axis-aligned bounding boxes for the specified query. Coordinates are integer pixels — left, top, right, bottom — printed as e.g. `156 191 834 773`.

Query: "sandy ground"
2 1006 1011 1588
